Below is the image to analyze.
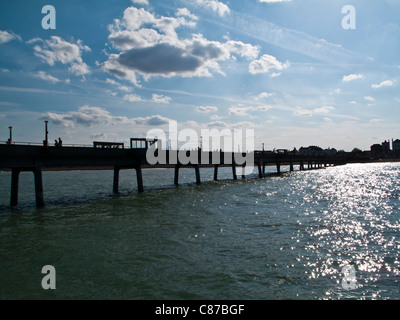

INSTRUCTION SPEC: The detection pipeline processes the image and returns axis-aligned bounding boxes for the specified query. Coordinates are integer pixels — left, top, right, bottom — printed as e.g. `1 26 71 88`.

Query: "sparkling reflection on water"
0 163 399 299
290 163 400 299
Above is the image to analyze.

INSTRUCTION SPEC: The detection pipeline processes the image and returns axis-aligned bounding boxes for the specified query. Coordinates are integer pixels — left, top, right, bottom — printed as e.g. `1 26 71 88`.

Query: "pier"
0 142 342 207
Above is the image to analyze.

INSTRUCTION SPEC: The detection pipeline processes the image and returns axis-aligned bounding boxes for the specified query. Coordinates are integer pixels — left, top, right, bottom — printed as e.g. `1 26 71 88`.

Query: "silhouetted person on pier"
54 139 59 147
58 137 63 147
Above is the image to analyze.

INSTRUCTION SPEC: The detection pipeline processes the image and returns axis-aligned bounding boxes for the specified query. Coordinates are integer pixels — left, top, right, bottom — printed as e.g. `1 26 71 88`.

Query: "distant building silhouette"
393 139 400 154
382 140 391 154
370 138 400 157
370 144 382 156
299 146 324 156
324 148 337 155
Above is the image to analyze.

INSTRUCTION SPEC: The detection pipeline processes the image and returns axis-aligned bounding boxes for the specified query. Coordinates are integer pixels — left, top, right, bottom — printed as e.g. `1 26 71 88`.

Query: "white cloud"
31 36 91 75
106 78 120 86
106 90 117 96
257 92 274 100
152 94 172 104
342 73 364 82
249 54 289 75
364 96 375 102
294 106 334 117
0 30 21 44
314 106 335 114
69 62 90 76
193 0 230 17
36 71 61 83
118 85 132 92
134 114 172 126
176 8 198 20
196 106 218 113
131 0 149 5
124 93 142 102
293 107 313 117
371 80 394 89
42 105 172 127
229 104 272 117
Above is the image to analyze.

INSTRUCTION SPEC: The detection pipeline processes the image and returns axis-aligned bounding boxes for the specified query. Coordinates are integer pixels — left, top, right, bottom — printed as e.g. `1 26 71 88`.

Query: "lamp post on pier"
8 126 12 144
44 121 49 147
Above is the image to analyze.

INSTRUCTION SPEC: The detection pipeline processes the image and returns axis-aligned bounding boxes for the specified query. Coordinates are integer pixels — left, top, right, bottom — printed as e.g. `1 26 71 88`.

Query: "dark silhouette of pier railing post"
43 121 49 148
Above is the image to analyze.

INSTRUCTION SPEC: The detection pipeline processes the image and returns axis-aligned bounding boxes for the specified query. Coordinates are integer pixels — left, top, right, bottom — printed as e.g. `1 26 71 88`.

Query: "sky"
0 0 399 151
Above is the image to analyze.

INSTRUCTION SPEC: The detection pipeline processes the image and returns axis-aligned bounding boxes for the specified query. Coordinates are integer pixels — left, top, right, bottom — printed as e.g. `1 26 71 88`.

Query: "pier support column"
299 162 304 171
232 162 237 180
214 165 218 181
262 162 265 174
113 166 120 193
10 168 20 206
174 165 179 186
289 162 294 172
276 162 281 175
194 165 201 185
257 162 262 178
241 165 246 179
34 168 44 207
136 166 144 193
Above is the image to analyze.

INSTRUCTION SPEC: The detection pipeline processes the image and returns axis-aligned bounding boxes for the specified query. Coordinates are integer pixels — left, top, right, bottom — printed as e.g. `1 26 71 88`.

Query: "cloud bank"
103 6 260 85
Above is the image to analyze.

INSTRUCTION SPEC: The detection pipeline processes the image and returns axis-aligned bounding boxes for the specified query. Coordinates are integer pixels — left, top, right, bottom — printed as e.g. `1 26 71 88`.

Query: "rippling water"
0 163 399 299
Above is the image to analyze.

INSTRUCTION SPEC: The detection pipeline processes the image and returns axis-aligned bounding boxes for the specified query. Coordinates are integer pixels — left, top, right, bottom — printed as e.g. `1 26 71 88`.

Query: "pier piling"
232 163 237 180
276 162 281 175
34 168 44 207
113 166 120 193
257 162 262 178
136 166 144 193
194 165 201 185
213 165 218 181
10 168 20 206
174 165 179 185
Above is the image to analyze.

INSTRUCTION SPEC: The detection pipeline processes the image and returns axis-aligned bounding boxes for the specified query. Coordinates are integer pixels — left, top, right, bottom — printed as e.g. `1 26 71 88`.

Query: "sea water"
0 163 399 299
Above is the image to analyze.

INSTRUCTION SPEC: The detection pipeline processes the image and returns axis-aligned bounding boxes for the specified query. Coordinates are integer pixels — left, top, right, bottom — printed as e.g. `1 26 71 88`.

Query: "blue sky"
0 0 399 151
